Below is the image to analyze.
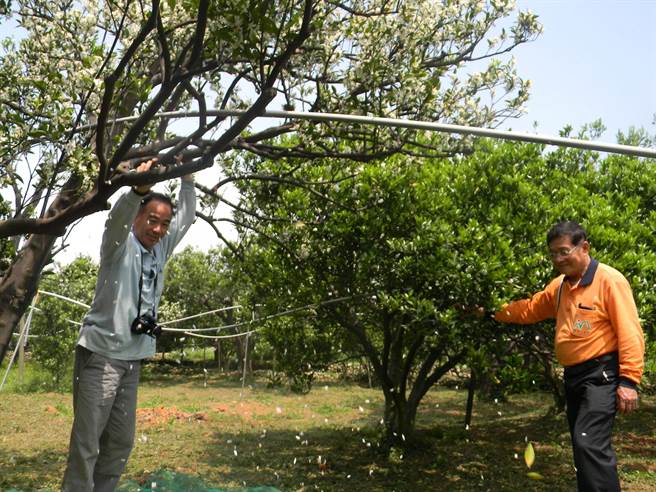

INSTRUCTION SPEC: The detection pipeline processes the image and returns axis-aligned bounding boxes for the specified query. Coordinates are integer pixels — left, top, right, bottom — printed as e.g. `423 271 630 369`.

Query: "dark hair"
546 221 587 246
139 192 175 214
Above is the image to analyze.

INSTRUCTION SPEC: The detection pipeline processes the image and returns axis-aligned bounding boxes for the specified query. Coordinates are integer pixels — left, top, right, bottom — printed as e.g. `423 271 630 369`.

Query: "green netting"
116 470 282 492
4 470 281 492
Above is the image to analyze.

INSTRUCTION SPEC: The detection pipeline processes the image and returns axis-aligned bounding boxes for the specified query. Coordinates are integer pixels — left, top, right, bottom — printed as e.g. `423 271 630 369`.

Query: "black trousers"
564 352 621 492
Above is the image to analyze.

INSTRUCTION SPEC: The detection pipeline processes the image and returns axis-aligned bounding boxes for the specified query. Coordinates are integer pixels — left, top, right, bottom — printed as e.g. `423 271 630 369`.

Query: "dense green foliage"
0 0 544 371
228 138 656 446
28 256 97 389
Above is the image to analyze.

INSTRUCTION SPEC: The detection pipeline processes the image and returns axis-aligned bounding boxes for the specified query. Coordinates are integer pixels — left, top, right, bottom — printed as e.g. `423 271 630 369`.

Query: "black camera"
131 314 162 339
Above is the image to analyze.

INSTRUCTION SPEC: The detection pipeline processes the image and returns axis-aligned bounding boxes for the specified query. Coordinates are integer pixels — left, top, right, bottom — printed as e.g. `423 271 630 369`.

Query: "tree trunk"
214 340 222 371
542 355 566 414
383 391 418 449
0 176 82 365
364 356 372 388
0 233 58 363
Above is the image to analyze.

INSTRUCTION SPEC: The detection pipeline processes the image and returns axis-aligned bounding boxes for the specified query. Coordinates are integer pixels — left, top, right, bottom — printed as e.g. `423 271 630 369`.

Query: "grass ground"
1 364 654 491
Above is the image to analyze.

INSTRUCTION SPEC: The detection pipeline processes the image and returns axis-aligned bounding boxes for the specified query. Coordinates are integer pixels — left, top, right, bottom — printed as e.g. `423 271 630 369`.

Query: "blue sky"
509 0 656 138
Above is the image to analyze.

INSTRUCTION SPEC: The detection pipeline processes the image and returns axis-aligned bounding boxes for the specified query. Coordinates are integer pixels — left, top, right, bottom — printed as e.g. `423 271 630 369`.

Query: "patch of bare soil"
137 406 207 427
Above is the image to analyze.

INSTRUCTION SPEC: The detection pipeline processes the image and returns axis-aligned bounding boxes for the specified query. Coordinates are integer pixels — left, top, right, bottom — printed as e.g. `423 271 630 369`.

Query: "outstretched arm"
99 158 158 260
494 277 562 325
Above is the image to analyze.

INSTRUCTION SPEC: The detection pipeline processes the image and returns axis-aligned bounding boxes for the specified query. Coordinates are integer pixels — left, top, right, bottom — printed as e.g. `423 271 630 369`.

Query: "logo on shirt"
574 319 592 336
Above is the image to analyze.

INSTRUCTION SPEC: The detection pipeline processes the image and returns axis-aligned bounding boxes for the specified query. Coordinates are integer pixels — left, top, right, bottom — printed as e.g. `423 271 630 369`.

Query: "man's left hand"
616 385 639 415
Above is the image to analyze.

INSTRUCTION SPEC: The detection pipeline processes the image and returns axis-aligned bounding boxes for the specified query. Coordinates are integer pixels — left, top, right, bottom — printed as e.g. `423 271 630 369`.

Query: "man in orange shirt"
495 221 644 492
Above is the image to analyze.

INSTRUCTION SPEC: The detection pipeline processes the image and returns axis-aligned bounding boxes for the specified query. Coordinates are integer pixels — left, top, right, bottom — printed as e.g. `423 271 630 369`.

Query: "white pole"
79 109 656 159
241 309 255 395
0 296 37 392
18 316 26 385
241 332 250 394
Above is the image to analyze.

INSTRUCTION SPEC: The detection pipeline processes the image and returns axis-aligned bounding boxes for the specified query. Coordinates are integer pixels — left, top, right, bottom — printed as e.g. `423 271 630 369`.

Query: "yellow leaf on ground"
527 471 544 480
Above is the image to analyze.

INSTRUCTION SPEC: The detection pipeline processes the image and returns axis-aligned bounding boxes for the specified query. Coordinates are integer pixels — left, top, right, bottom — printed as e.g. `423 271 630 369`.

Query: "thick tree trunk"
0 177 81 365
0 233 58 363
383 391 418 449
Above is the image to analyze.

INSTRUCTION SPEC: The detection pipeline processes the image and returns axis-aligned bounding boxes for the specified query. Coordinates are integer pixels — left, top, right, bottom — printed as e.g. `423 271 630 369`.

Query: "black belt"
564 352 618 378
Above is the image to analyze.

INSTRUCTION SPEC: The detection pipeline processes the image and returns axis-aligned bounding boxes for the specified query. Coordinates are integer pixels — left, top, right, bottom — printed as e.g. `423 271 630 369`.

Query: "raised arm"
162 173 196 258
99 159 158 260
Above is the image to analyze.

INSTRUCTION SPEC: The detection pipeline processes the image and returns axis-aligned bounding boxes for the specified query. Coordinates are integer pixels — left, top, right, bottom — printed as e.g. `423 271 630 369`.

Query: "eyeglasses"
146 217 170 229
548 243 581 259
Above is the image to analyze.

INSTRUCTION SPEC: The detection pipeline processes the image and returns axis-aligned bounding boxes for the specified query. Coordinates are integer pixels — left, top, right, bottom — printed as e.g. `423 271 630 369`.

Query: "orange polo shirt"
495 259 644 385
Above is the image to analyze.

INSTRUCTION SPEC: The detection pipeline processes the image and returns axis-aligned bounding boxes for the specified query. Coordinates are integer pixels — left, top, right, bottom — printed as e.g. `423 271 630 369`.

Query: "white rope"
163 322 244 333
27 305 83 327
38 290 90 309
158 305 242 326
28 288 353 342
162 295 354 339
181 328 259 340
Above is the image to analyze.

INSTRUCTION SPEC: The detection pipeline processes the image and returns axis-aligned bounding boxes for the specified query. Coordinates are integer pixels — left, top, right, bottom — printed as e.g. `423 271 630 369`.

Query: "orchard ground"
1 361 655 491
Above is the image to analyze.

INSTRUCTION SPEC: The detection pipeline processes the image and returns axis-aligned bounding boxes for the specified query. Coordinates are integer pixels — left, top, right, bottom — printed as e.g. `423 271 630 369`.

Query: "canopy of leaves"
0 0 542 365
227 136 656 442
0 0 541 240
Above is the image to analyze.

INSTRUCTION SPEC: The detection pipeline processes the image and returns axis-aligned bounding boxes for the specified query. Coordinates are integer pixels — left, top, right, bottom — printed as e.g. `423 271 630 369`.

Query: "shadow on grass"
197 409 577 491
140 362 249 389
0 448 64 491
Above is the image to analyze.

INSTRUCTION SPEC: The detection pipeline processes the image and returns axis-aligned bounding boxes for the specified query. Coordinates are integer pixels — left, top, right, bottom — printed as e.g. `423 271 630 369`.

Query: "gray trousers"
62 345 141 492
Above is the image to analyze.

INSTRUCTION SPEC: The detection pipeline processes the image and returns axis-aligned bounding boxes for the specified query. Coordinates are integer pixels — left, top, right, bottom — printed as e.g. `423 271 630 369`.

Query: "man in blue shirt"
62 159 196 491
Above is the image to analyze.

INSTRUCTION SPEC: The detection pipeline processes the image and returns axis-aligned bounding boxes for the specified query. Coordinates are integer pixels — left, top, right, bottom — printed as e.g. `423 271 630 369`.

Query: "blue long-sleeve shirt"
77 180 196 360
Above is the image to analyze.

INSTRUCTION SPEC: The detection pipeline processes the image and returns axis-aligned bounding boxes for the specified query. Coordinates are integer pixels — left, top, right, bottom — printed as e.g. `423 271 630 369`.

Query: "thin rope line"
159 305 243 326
161 295 353 335
181 328 260 340
38 290 90 309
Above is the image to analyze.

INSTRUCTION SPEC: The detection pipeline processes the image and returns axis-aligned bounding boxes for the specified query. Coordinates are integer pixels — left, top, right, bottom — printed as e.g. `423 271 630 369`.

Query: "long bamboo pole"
78 109 656 159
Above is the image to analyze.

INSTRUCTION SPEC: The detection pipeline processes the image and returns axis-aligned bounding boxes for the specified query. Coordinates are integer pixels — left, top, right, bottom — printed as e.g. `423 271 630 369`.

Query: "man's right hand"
457 305 486 318
617 385 639 415
133 158 158 195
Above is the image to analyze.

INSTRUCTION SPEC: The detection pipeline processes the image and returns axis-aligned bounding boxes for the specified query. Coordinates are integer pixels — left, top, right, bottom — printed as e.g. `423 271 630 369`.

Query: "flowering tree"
0 0 540 364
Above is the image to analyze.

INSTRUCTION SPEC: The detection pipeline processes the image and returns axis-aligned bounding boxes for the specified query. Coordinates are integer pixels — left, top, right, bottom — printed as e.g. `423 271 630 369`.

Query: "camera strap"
136 251 159 319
